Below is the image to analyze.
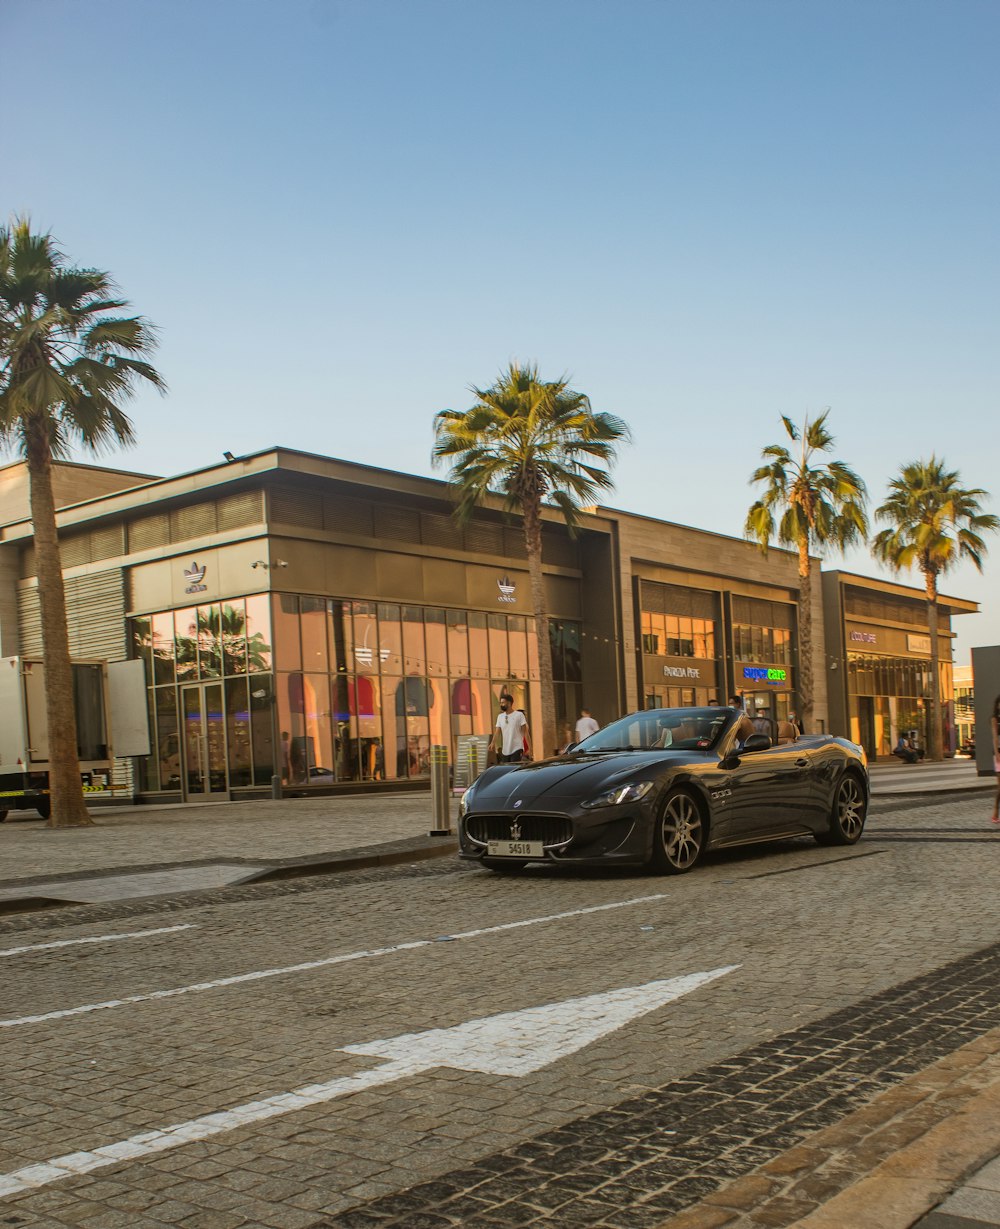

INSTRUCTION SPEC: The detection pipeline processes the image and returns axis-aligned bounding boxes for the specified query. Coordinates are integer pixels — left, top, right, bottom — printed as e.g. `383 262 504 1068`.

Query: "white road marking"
0 894 668 1029
0 924 196 959
0 965 737 1198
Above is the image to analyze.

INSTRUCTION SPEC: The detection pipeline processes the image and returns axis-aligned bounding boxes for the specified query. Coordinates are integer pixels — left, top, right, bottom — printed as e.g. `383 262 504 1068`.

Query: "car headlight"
459 785 476 818
581 780 654 809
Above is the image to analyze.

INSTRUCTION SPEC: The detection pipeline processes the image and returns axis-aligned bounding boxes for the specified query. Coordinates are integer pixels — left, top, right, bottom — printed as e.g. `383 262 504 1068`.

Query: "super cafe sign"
742 666 787 685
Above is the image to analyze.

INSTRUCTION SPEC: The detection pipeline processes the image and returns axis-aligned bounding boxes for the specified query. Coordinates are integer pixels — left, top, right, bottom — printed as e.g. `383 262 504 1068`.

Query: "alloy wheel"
658 792 704 872
836 775 866 842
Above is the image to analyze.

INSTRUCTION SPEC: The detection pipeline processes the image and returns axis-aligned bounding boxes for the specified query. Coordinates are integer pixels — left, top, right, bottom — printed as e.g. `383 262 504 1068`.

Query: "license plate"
488 840 544 858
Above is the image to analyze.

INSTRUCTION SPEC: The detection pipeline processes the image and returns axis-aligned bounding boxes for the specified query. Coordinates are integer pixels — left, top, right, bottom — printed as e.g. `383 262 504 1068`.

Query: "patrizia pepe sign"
663 664 703 679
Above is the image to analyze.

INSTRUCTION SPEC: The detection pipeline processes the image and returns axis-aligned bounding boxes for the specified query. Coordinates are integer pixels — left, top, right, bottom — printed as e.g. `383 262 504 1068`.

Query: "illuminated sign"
663 665 702 679
742 666 787 684
850 630 877 644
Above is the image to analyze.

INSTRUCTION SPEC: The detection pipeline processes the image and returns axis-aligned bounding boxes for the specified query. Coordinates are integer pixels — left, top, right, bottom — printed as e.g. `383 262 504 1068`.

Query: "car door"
722 737 817 841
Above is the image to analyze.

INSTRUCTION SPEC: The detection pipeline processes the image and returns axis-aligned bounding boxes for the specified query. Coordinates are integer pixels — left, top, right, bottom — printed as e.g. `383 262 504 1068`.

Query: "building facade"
0 450 977 802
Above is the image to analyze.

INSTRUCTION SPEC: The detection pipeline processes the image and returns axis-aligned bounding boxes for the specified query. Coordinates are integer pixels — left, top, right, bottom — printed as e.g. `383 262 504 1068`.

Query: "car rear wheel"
36 799 51 820
0 809 8 822
651 789 705 874
481 858 528 874
818 773 867 846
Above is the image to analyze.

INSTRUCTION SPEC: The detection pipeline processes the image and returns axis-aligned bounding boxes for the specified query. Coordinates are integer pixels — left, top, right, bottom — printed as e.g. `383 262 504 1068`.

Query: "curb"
0 837 459 917
655 1027 1000 1228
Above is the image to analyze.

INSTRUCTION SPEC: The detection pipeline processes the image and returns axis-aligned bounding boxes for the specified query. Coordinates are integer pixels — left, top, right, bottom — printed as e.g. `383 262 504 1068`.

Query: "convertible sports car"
459 706 868 874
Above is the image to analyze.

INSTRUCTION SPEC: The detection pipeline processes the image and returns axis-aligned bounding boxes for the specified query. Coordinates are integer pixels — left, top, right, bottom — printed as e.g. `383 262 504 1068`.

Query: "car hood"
470 751 691 809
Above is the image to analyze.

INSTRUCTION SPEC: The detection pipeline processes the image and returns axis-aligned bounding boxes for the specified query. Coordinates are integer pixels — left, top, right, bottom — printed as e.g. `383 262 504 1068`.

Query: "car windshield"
575 707 734 752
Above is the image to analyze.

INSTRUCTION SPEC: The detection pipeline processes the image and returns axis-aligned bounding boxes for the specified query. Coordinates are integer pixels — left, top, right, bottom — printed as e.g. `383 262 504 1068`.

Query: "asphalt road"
2 794 999 1229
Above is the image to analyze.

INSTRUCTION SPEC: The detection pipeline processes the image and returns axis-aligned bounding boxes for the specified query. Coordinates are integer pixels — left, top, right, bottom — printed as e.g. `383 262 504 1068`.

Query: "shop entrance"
181 683 228 800
857 696 877 760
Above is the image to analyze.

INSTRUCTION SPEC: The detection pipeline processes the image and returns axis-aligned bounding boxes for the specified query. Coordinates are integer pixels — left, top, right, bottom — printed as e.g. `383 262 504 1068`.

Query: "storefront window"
468 612 489 678
378 605 403 674
273 595 302 671
425 609 448 676
488 613 509 679
220 600 248 675
447 610 469 676
151 611 175 684
249 675 274 786
402 606 426 675
174 608 198 681
197 604 221 678
225 677 252 787
245 595 273 672
508 616 528 678
300 596 329 674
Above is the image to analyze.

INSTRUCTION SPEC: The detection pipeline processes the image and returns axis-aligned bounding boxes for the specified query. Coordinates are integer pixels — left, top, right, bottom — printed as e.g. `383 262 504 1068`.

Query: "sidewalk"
2 779 998 1229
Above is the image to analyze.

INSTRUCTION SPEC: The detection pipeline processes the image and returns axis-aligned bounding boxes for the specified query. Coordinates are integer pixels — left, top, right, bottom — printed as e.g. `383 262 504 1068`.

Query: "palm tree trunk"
797 541 814 732
523 500 555 759
925 570 943 762
25 417 93 828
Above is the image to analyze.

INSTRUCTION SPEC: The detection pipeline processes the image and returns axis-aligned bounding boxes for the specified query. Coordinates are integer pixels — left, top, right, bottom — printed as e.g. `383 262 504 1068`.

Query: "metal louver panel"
170 502 218 542
17 569 127 661
464 519 505 555
325 495 374 536
128 513 170 553
217 489 263 531
503 528 527 559
90 524 126 561
373 503 419 542
58 533 92 568
270 486 323 529
541 532 579 569
19 546 35 578
420 512 457 548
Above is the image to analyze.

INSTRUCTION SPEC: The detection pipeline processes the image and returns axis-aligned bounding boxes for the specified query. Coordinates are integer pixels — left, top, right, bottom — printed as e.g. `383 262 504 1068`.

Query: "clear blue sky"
3 0 997 664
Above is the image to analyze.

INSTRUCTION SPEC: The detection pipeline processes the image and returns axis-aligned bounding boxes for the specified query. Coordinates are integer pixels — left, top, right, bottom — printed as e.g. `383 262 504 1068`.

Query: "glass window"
220 600 248 675
468 612 489 679
666 616 681 657
352 601 378 674
174 608 198 681
245 594 273 672
562 622 582 682
678 617 694 657
273 595 302 671
377 604 403 674
156 687 180 790
301 672 334 782
380 676 405 779
549 622 565 679
131 616 152 680
276 673 305 784
249 675 274 786
196 605 221 678
489 613 509 679
151 611 176 684
225 676 252 787
300 596 329 673
425 609 448 677
402 606 426 675
328 600 352 674
508 616 528 678
527 621 540 681
447 610 469 675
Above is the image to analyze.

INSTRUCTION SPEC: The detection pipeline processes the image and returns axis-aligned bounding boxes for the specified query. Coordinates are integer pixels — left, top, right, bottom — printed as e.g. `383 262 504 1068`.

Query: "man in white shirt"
575 709 600 743
494 694 531 763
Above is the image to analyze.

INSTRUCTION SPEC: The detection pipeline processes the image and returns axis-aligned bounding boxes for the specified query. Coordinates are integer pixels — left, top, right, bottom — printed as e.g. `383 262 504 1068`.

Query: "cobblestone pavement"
1 794 998 1228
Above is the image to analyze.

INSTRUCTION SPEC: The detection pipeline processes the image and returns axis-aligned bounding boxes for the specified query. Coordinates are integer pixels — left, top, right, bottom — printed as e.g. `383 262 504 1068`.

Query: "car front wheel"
651 789 705 874
820 773 867 846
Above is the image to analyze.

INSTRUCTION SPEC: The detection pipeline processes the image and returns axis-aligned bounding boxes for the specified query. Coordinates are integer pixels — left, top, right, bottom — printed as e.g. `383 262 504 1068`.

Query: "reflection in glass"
225 676 251 786
468 612 489 678
156 688 180 789
196 605 221 677
276 672 305 784
301 596 329 673
302 672 333 781
249 675 274 786
131 617 152 680
488 613 508 679
244 594 273 672
377 605 403 674
402 606 426 675
352 602 379 674
446 610 468 675
219 601 248 675
174 608 198 681
425 609 447 676
508 616 528 678
273 594 302 671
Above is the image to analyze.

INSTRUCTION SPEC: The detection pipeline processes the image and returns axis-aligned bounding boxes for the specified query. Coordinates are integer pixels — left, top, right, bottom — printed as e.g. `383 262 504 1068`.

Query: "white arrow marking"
0 965 738 1199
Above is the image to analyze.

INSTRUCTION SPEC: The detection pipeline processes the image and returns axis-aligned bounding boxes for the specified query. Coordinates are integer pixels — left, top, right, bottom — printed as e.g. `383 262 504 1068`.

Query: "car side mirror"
743 733 771 753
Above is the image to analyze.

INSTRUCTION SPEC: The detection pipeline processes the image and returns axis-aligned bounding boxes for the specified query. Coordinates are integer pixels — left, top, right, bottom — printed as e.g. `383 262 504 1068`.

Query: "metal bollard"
468 742 479 785
428 744 452 835
271 774 283 800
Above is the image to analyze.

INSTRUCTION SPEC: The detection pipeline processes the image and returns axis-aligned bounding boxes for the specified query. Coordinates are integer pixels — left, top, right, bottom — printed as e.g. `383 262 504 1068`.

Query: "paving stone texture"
0 791 998 1228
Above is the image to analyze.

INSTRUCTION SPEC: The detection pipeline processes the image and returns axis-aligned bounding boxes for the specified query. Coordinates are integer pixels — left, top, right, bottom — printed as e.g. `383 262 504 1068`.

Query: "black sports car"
459 706 868 874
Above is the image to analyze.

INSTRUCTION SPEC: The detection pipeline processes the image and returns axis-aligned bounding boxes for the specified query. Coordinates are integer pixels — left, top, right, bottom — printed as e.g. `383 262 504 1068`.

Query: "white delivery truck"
0 656 149 820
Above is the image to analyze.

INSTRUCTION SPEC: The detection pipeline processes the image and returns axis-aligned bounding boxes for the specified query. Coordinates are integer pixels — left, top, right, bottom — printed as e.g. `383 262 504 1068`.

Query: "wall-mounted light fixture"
250 560 289 570
223 451 236 462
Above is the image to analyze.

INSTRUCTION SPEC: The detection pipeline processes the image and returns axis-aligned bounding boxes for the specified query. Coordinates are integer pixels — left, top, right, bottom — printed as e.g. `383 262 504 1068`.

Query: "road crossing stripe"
0 894 669 1029
0 924 196 959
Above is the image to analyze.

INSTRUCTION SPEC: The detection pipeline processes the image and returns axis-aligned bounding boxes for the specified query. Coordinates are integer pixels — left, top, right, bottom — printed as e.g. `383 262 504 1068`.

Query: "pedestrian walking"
494 693 531 763
575 708 600 743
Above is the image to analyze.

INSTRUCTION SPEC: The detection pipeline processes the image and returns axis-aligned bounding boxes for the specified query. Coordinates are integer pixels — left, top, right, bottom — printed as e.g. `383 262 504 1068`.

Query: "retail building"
0 449 977 803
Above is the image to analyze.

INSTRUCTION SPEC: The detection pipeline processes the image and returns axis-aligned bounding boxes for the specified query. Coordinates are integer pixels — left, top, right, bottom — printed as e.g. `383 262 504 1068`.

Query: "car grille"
466 814 573 848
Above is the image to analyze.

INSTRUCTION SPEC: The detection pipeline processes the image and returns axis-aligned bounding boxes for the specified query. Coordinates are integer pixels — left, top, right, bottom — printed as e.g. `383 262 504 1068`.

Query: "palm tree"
873 458 998 761
434 362 630 756
745 412 868 733
0 219 164 827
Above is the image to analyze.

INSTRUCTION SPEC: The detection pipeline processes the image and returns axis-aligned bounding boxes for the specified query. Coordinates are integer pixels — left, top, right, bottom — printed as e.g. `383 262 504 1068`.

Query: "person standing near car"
575 708 600 742
494 693 531 763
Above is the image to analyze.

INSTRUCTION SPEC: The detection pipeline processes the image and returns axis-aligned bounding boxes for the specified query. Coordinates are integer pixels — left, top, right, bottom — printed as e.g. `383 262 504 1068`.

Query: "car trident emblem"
510 819 522 840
